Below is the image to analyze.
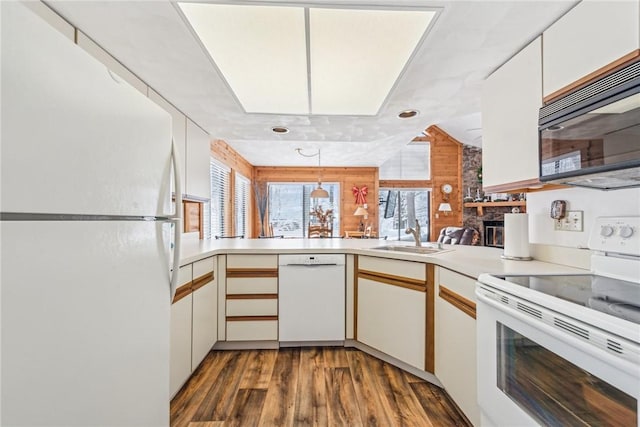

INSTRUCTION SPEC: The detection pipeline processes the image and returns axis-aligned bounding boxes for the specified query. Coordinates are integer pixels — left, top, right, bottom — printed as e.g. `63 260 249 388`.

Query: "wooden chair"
308 222 333 238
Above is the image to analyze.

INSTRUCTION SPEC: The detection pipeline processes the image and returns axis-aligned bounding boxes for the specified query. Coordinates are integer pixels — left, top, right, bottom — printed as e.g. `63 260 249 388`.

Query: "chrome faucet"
405 219 421 247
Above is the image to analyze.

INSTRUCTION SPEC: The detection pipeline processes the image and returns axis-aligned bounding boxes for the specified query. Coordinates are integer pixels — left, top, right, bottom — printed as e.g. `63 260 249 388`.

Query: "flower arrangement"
311 205 333 225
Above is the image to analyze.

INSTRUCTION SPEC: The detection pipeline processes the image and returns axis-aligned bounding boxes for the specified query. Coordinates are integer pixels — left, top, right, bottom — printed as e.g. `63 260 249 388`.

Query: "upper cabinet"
543 0 640 101
186 119 211 199
481 37 542 192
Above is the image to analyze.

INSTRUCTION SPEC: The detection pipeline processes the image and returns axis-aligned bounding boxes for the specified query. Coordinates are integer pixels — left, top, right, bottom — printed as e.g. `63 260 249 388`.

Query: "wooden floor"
171 347 471 427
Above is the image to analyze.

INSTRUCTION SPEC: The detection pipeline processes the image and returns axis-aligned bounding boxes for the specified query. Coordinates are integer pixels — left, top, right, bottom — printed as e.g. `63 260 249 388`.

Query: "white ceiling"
47 0 578 167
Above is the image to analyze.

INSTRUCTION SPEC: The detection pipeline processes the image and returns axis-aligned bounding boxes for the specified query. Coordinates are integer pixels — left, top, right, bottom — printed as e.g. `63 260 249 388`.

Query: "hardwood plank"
322 346 349 368
237 349 278 390
258 348 300 427
325 368 363 426
188 422 225 427
171 351 235 427
224 389 267 427
411 382 472 427
347 349 395 426
192 351 250 422
294 348 327 426
383 362 434 427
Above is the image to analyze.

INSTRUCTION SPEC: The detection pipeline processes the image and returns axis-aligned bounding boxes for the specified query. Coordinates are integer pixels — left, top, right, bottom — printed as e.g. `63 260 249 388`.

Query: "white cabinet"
148 89 186 196
191 257 217 369
170 256 217 397
169 264 193 397
185 119 211 199
482 37 542 191
435 268 479 426
356 256 428 371
543 0 640 99
76 31 147 96
225 255 279 341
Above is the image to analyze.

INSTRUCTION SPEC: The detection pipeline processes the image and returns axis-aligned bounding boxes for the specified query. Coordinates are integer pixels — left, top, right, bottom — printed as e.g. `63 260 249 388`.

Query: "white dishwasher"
278 254 345 343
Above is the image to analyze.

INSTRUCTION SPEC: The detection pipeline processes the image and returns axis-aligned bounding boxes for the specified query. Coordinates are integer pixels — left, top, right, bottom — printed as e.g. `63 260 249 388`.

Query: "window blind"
210 158 230 238
234 172 250 237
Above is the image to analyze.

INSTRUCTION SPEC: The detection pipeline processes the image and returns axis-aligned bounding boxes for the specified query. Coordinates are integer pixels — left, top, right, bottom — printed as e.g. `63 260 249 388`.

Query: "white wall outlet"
554 210 584 232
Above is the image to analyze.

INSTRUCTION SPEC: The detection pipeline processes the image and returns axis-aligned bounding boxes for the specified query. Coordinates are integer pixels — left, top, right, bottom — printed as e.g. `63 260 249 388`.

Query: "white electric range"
476 216 640 427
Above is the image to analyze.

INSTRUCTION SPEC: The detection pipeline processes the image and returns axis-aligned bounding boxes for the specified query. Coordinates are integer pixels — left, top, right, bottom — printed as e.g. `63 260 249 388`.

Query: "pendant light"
296 148 329 199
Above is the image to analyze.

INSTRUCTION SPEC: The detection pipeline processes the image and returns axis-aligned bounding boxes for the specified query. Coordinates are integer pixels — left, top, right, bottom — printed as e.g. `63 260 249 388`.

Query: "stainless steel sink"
371 245 452 255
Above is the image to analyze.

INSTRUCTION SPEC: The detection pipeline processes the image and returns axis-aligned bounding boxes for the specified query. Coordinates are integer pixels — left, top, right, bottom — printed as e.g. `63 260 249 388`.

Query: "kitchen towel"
504 213 531 259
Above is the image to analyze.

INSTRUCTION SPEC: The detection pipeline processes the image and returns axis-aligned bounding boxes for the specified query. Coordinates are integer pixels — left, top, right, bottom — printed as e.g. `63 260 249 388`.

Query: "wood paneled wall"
427 125 463 240
253 167 379 238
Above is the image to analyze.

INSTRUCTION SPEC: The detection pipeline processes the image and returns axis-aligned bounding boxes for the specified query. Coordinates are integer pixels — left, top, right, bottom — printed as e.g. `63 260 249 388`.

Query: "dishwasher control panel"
279 254 346 266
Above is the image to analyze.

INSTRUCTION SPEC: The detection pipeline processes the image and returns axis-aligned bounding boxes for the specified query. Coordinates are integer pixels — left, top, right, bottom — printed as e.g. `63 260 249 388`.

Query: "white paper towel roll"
503 213 531 260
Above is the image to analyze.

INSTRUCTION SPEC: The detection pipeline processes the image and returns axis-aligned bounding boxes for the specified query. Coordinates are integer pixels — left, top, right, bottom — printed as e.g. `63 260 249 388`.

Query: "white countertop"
180 238 589 278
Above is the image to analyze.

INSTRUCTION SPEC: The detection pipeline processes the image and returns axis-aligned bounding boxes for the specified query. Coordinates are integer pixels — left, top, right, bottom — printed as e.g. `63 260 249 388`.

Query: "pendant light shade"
311 184 329 199
296 147 329 199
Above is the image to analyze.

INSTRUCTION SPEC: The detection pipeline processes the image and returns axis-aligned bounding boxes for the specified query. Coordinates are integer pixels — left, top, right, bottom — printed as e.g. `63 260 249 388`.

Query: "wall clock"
441 184 453 194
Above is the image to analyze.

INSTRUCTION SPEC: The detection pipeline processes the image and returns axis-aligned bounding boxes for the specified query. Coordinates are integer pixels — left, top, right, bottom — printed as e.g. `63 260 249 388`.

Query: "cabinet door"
149 89 186 196
191 257 217 369
543 1 640 99
185 119 211 199
357 278 425 370
482 37 542 191
170 265 192 397
435 268 479 426
170 294 192 397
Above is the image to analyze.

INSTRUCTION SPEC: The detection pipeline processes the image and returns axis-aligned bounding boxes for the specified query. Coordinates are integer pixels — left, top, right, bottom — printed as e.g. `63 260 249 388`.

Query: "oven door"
476 284 639 427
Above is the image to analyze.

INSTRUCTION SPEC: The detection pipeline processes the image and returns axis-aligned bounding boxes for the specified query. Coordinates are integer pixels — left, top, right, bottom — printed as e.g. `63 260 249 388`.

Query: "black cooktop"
494 274 640 324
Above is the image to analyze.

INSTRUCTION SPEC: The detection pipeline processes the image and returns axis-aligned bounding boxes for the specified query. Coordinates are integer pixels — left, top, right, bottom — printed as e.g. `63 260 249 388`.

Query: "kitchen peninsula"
175 238 589 425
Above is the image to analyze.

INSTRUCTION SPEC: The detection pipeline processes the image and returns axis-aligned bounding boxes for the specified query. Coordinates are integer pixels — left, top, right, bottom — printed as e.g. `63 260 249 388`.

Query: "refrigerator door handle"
169 139 182 302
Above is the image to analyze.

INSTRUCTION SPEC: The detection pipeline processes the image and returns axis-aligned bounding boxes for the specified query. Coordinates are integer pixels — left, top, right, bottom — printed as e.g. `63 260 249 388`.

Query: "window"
268 183 340 237
379 189 430 241
210 158 230 238
234 172 250 237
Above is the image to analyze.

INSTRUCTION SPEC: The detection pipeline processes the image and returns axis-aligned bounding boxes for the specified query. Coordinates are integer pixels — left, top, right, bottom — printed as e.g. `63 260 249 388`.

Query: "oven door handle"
475 287 640 377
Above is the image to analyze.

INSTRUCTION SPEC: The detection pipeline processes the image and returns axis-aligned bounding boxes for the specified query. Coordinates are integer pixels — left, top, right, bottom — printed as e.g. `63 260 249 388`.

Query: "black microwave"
539 60 640 190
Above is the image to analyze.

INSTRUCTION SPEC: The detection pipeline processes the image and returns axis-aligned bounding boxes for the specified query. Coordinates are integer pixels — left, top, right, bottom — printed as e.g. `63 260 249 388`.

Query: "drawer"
227 277 278 295
227 254 278 269
227 298 278 316
226 320 278 341
438 268 476 302
193 256 214 278
358 255 426 282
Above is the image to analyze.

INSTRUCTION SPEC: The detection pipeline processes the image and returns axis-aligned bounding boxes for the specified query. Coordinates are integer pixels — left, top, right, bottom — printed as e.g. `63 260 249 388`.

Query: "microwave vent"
606 339 623 354
553 317 590 340
516 302 542 319
540 60 640 121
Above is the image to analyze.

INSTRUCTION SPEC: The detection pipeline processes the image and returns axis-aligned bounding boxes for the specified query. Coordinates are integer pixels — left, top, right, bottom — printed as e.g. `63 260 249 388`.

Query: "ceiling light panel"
309 8 435 115
178 2 309 114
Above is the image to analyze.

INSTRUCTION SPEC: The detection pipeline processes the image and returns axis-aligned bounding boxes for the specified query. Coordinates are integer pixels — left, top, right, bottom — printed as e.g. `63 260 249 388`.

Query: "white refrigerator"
1 3 181 426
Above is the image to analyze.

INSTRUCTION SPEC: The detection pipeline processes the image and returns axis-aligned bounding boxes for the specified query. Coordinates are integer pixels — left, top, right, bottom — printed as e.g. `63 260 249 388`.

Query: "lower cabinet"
170 256 217 398
170 264 194 397
356 256 433 372
435 267 480 426
225 255 279 341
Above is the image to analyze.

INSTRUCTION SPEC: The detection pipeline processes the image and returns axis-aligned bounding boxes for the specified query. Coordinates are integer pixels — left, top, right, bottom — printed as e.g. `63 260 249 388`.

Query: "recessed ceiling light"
272 126 289 134
398 109 419 119
547 125 564 131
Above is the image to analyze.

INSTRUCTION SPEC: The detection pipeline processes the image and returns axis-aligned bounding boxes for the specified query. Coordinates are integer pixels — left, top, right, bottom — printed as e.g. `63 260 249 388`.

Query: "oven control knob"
600 225 615 237
619 225 634 239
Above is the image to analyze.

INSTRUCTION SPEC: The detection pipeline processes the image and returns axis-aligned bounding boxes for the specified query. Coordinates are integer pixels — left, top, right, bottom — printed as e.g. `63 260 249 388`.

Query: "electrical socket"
554 210 584 231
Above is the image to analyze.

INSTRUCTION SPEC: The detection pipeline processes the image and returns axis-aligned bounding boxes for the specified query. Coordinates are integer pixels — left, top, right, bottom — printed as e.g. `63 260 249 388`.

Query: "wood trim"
358 270 426 292
192 272 214 292
354 255 359 340
172 282 192 304
543 50 640 104
226 268 279 278
226 315 278 322
379 180 432 189
439 286 477 319
425 264 435 374
464 201 526 216
226 293 278 300
482 178 569 194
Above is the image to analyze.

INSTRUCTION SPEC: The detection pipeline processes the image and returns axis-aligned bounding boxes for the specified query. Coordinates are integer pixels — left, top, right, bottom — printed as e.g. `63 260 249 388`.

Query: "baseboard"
213 340 279 350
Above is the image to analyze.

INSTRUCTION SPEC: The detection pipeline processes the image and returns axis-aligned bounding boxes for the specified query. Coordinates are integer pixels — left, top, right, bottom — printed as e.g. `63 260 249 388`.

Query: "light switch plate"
554 210 583 231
